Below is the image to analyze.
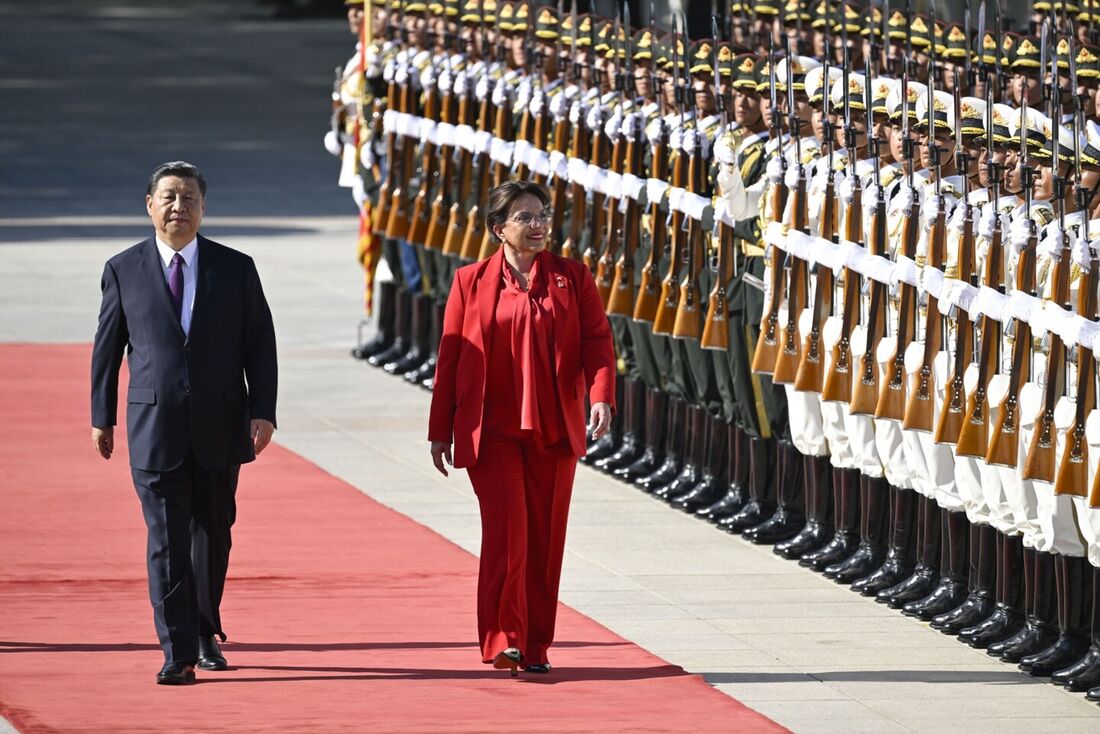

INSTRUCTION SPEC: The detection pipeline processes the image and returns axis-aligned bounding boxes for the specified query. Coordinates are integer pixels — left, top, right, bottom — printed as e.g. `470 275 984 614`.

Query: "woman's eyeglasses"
508 210 553 227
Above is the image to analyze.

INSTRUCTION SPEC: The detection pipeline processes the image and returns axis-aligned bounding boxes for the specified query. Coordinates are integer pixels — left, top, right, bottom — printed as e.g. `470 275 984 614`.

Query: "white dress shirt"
154 236 198 336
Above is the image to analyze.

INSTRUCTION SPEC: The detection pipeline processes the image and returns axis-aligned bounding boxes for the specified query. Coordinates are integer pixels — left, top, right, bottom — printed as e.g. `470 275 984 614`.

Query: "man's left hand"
251 419 275 455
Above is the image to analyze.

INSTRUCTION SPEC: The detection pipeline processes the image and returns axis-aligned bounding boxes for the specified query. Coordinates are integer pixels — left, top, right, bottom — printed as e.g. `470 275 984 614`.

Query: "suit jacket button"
183 345 191 353
184 385 191 394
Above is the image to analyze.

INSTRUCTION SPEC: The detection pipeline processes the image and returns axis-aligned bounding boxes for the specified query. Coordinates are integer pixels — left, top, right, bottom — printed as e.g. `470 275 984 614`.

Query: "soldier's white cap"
913 90 955 133
829 72 867 111
958 97 988 138
774 55 823 92
805 65 842 105
886 80 926 122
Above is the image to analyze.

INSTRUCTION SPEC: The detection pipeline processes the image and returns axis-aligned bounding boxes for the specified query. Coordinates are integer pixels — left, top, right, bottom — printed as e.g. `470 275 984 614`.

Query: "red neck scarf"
501 251 562 449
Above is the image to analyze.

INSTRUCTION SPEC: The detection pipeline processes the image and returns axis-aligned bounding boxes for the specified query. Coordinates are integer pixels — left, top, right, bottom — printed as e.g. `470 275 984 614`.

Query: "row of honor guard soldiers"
328 0 1100 701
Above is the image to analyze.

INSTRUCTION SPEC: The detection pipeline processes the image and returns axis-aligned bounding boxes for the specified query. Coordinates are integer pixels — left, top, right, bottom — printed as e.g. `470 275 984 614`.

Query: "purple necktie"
168 253 184 319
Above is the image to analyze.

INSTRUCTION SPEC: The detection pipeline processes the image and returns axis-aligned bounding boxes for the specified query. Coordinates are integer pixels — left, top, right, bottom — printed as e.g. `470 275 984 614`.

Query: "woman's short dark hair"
147 161 207 197
485 181 551 242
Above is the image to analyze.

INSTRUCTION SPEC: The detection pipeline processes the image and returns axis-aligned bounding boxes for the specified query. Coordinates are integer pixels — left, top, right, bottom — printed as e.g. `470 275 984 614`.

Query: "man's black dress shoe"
198 636 228 671
156 662 196 685
524 663 552 673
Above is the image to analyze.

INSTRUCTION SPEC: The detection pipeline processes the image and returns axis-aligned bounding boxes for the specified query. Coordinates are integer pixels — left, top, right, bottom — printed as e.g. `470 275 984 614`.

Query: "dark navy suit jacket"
91 235 278 471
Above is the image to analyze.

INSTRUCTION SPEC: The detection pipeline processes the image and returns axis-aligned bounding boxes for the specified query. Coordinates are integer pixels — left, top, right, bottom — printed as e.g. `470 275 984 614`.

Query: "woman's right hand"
430 441 453 477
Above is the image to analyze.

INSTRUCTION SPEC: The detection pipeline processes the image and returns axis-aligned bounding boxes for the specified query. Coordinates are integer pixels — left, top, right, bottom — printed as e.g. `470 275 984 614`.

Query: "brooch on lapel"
553 274 568 289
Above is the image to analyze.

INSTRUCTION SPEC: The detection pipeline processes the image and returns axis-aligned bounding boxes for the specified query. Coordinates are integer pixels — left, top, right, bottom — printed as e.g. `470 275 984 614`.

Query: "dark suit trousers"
131 452 239 664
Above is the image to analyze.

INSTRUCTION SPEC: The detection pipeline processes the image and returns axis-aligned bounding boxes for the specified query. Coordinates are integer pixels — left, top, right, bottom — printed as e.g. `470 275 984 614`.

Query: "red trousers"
466 436 578 666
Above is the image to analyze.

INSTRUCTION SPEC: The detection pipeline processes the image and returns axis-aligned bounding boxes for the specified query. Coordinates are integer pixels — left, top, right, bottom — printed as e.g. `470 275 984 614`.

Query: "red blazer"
428 249 616 469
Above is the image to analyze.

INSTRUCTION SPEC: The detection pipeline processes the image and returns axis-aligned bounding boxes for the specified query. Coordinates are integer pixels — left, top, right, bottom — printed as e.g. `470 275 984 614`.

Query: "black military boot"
775 454 834 560
583 379 624 464
615 388 667 482
824 475 889 583
962 533 1026 649
851 485 918 596
903 510 970 620
878 497 942 608
654 405 705 501
931 523 998 634
672 416 728 512
1021 555 1093 677
1087 685 1100 702
368 286 411 367
801 468 861 571
744 441 805 545
636 396 685 491
1058 567 1100 691
596 378 646 473
988 546 1041 658
385 292 431 375
998 550 1059 664
697 424 748 523
719 436 777 534
406 299 442 387
353 280 397 360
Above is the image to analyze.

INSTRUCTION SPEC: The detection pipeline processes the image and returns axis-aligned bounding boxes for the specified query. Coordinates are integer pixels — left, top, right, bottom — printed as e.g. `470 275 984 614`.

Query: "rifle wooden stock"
383 79 417 241
442 89 474 257
607 132 641 318
408 84 441 248
850 199 888 415
876 198 920 420
514 99 534 181
935 207 977 445
902 204 947 431
1057 261 1098 497
548 112 572 255
459 91 494 261
956 224 1004 457
372 75 400 236
582 120 608 276
596 133 626 307
986 234 1038 467
653 152 688 336
1023 232 1074 482
531 94 550 187
701 221 734 350
794 174 837 392
560 104 589 261
821 184 862 403
478 90 515 261
633 132 669 323
751 178 790 374
773 176 808 385
425 87 455 253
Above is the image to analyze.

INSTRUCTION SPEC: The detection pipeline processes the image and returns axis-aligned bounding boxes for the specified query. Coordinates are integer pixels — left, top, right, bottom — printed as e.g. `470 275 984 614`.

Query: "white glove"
1038 226 1065 262
1008 218 1035 255
550 91 569 120
491 79 509 107
604 110 623 140
586 105 604 131
784 162 802 190
1072 230 1091 271
475 74 492 101
837 171 855 205
766 155 784 185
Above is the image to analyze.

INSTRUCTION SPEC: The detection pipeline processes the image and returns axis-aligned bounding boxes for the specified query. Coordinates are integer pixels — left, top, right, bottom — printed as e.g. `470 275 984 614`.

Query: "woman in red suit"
428 181 616 676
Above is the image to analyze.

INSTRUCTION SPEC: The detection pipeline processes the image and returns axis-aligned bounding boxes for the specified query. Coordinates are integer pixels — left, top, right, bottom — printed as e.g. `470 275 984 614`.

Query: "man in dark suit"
90 161 278 685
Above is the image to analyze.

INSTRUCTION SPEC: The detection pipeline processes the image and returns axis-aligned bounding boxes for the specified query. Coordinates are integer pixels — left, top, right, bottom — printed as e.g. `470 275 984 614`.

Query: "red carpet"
0 344 786 733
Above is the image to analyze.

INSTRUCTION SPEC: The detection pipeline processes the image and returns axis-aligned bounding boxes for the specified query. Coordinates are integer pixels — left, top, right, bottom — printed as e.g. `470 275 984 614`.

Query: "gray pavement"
3 1 1100 731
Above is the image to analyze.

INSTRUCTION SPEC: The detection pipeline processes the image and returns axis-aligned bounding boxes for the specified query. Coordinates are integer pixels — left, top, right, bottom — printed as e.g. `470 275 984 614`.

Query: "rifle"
672 15 707 342
560 12 592 261
529 6 555 189
1060 34 1096 498
653 16 690 336
425 46 456 252
407 46 442 248
773 36 809 385
608 2 641 318
478 16 516 261
384 15 419 243
596 6 627 305
795 15 837 392
582 16 609 277
876 58 921 420
514 11 536 181
935 67 977 444
634 8 668 324
701 18 733 351
443 52 476 257
750 27 790 372
547 0 574 254
986 85 1039 467
902 27 948 431
1024 20 1072 482
459 13 494 261
956 76 1005 457
372 13 402 236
